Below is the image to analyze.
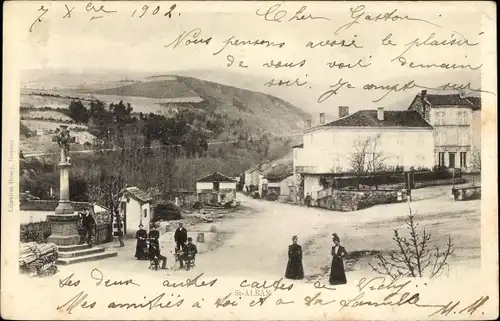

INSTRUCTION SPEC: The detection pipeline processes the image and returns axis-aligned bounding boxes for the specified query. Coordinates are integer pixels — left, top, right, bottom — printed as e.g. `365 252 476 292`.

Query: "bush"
266 193 279 201
20 221 52 243
193 201 202 210
369 203 454 279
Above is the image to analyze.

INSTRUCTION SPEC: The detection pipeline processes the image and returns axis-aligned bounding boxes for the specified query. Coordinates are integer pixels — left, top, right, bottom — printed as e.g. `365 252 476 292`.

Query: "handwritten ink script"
55 271 490 316
26 2 492 105
29 1 179 28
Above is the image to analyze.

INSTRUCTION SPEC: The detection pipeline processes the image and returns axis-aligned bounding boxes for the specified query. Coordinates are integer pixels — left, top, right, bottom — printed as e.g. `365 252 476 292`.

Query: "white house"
196 172 237 204
118 187 152 237
265 164 297 202
294 107 434 200
408 90 481 171
244 165 261 192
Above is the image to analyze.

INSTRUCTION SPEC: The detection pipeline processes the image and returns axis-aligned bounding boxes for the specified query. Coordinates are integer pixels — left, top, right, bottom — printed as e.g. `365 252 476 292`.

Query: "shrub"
369 203 454 279
20 221 52 243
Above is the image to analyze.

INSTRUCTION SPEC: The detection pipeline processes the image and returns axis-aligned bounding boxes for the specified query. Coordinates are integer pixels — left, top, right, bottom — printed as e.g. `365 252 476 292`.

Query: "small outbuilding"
196 172 237 204
118 187 153 237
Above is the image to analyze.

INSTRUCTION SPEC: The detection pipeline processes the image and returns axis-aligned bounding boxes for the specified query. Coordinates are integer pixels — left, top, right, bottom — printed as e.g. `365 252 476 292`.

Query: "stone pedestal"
46 213 81 246
47 155 80 246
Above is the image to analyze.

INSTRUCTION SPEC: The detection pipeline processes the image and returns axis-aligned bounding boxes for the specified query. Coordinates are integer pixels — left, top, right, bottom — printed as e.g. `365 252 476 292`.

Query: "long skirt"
329 258 347 285
285 259 304 280
135 240 148 260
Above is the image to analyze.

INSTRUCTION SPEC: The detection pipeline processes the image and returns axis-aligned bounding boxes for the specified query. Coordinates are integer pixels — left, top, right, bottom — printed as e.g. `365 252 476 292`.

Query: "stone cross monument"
47 126 80 246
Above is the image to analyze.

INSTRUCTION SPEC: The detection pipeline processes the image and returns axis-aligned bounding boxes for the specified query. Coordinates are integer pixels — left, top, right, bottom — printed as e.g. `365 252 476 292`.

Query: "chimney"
420 90 430 122
306 119 311 128
377 107 384 121
339 106 349 118
319 113 325 125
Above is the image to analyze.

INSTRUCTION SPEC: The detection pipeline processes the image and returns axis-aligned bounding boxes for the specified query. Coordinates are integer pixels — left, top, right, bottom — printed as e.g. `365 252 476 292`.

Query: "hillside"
90 75 310 137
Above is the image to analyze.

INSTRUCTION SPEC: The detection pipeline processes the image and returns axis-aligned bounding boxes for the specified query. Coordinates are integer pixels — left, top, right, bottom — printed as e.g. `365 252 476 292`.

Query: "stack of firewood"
19 242 58 277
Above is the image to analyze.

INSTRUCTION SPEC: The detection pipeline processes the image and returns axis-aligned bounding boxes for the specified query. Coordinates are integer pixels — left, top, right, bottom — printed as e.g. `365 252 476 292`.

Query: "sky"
8 1 493 116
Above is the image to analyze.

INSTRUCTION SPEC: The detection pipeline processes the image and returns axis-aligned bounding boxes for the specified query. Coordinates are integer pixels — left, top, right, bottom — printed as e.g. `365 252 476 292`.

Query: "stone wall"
452 186 481 201
317 189 407 212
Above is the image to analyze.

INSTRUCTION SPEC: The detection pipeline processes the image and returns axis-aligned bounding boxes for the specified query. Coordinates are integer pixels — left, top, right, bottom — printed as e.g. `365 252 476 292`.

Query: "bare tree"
348 134 387 173
348 134 387 189
369 202 454 279
366 134 387 173
471 145 481 171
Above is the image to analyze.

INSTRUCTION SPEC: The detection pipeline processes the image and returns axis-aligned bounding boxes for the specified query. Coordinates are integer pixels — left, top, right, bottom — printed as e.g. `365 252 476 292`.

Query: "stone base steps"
56 244 117 265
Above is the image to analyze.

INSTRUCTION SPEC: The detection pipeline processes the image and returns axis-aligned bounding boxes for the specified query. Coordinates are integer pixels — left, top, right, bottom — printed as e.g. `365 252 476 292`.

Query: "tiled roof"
325 110 432 128
292 143 304 148
245 165 261 173
465 96 481 110
197 172 236 183
419 93 481 109
424 94 472 106
123 187 153 203
265 164 293 182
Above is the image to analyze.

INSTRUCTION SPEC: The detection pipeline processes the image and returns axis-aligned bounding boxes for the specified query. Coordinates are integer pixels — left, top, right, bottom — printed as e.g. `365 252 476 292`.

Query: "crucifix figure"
52 125 75 162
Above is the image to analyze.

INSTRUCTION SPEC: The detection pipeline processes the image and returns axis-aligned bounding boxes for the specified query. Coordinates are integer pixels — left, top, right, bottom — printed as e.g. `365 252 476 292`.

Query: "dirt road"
55 184 480 283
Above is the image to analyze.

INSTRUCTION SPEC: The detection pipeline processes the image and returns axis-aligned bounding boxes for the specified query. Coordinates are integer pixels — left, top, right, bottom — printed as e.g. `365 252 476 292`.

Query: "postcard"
1 1 498 320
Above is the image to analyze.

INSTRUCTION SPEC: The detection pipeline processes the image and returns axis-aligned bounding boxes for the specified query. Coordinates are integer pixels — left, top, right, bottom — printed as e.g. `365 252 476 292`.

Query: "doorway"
448 152 456 168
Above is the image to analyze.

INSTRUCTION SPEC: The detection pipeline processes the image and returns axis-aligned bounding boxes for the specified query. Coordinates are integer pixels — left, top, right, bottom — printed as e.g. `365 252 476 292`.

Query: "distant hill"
86 75 310 137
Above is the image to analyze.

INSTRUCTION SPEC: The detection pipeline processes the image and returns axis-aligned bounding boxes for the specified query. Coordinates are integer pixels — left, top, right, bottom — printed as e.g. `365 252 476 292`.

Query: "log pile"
19 242 58 277
192 209 226 223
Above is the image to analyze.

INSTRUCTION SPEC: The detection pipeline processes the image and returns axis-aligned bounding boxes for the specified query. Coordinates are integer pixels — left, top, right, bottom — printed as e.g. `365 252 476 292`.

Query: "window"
144 209 147 218
436 132 447 146
460 152 467 168
458 111 468 125
459 132 468 146
435 111 445 125
438 152 445 166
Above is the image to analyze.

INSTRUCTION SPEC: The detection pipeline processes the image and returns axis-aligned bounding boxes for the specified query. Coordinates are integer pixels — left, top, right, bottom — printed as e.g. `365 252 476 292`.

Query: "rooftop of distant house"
122 186 153 203
265 164 294 182
324 110 432 128
417 91 481 110
197 172 236 183
245 165 261 173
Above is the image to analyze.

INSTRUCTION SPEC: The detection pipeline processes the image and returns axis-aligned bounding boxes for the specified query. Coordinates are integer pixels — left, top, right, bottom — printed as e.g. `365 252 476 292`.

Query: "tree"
68 100 89 123
471 145 481 171
348 134 387 189
369 202 454 279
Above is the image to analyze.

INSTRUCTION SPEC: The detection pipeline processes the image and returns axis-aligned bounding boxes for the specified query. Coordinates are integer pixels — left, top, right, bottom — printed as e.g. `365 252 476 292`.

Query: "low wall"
20 220 112 244
317 189 407 212
414 178 467 189
452 186 481 201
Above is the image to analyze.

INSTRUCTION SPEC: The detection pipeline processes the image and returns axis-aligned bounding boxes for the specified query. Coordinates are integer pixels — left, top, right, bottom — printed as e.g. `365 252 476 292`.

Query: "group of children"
135 223 198 271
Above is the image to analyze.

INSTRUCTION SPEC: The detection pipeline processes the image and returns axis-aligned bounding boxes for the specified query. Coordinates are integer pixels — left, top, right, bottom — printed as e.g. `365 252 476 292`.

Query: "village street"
48 184 480 285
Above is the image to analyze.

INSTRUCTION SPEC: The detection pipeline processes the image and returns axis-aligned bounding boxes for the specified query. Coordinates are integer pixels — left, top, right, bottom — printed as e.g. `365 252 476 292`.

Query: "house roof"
245 165 261 173
122 187 153 203
417 93 481 110
292 143 304 148
265 164 294 182
197 172 236 183
465 96 481 110
325 110 432 128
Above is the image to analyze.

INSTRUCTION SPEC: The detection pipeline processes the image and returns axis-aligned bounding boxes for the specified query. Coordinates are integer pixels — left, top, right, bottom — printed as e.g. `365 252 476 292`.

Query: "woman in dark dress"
285 236 304 280
134 224 148 260
329 233 348 285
